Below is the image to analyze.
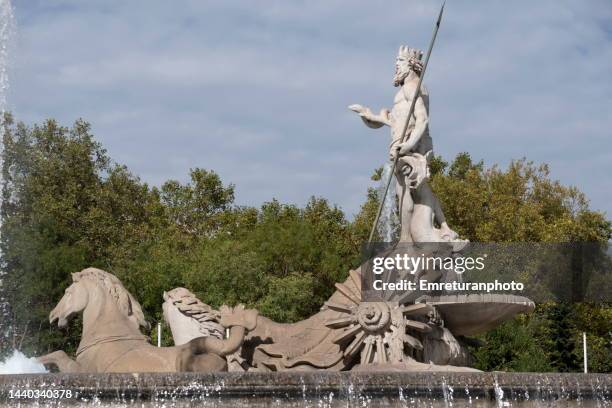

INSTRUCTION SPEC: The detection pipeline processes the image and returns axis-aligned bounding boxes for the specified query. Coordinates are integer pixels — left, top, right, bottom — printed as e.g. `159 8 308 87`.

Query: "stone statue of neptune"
350 46 466 250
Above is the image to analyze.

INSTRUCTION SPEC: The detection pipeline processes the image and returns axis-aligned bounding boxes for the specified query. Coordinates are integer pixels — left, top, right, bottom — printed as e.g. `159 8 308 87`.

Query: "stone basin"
417 294 536 336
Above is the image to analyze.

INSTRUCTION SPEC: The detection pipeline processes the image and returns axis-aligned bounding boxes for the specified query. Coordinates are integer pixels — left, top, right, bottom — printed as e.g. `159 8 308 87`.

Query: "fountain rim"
1 371 610 405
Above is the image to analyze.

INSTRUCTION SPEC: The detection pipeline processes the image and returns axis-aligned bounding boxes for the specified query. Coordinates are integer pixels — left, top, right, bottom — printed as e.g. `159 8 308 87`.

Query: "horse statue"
162 285 348 371
162 276 485 372
37 267 258 373
162 287 225 345
163 287 252 371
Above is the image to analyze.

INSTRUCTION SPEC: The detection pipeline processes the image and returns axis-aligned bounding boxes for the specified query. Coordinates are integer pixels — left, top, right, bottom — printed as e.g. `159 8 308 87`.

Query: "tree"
0 116 162 355
160 168 234 237
421 152 611 372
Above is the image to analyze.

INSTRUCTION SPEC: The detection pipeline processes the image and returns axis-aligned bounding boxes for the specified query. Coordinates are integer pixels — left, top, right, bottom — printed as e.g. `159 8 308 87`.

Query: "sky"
8 0 612 218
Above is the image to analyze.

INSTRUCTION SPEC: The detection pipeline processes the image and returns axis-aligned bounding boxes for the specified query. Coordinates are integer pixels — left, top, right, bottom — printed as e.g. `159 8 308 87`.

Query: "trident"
367 1 446 243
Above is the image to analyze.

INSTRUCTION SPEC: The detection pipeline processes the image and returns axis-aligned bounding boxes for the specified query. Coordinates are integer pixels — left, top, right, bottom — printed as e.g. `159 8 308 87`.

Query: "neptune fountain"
0 3 610 407
29 40 535 374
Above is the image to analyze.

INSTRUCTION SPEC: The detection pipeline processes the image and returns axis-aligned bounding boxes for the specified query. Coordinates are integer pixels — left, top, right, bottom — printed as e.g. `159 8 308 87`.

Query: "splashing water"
0 350 47 374
0 0 14 114
377 162 398 242
0 0 15 351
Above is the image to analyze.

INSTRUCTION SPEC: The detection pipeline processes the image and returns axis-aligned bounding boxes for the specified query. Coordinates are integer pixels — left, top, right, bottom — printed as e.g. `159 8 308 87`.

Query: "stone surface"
1 371 610 407
417 294 536 336
349 45 466 249
164 270 479 372
163 287 225 346
164 271 538 372
37 268 257 373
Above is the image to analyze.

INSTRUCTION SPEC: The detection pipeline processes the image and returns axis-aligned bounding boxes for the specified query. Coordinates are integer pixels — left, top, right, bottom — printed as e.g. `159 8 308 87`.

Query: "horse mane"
73 267 149 329
163 287 224 339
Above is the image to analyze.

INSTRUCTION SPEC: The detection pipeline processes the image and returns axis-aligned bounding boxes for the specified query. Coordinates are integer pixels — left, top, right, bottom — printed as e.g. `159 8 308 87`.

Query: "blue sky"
9 0 612 218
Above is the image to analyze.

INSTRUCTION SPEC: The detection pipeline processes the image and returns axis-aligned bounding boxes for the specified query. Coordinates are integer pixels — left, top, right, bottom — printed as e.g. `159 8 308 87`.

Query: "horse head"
49 274 89 328
163 288 224 346
49 268 149 331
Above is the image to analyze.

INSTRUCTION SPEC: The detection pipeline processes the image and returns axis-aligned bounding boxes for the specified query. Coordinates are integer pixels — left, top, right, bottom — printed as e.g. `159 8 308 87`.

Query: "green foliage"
426 152 610 372
471 314 552 372
472 302 612 373
430 153 610 242
0 115 164 355
257 273 318 322
0 115 609 373
160 168 235 236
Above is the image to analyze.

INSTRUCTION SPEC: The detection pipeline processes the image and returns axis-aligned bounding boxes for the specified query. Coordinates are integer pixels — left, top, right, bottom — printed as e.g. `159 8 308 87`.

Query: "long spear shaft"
367 1 446 243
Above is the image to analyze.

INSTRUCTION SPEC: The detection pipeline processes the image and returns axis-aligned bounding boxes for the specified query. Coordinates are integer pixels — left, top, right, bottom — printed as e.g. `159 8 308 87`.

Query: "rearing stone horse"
37 267 257 373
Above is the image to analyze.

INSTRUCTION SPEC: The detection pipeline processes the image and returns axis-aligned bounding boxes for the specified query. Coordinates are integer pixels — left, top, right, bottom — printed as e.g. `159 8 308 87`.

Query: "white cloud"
8 0 612 218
